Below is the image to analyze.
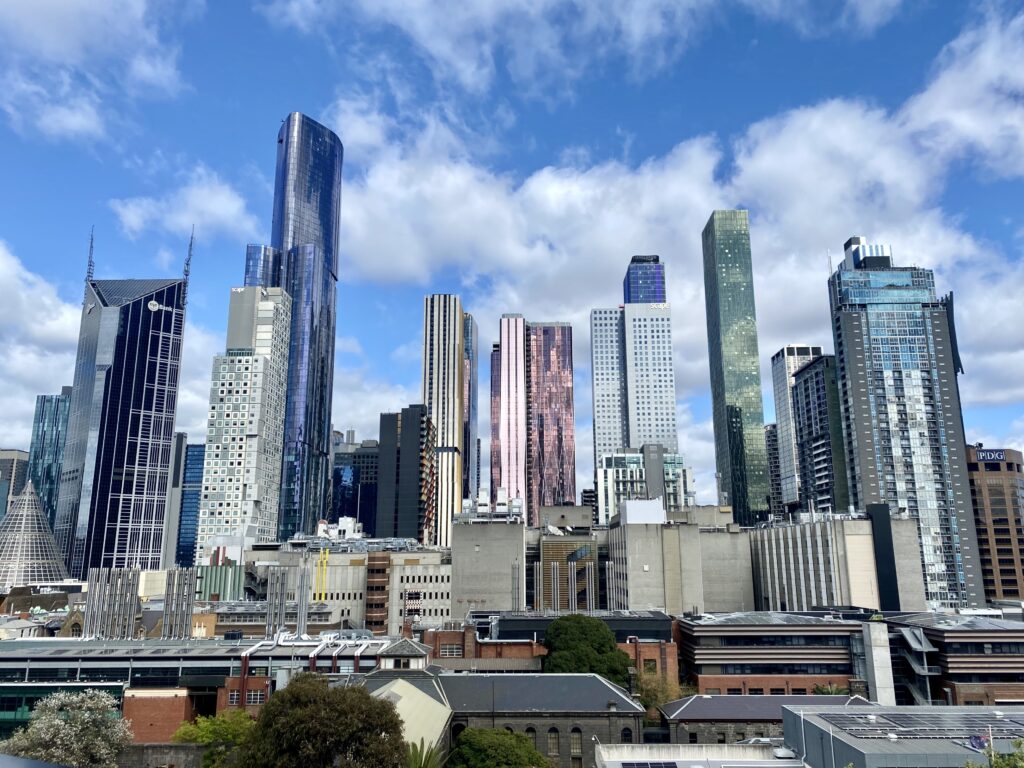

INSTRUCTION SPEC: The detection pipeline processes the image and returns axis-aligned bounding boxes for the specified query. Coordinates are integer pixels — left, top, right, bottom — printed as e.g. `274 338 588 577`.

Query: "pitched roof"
661 694 873 721
359 669 449 707
379 637 430 657
91 279 181 308
437 673 645 715
0 482 68 590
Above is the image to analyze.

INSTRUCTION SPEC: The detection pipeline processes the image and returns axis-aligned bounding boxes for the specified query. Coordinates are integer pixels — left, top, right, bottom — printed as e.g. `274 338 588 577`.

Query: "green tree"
173 708 254 768
542 613 631 687
235 673 407 768
635 671 682 716
812 682 850 695
406 738 445 768
0 689 132 768
446 728 550 768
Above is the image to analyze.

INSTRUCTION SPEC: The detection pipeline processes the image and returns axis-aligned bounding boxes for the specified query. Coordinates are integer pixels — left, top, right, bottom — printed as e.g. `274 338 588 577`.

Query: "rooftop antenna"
83 226 95 307
182 226 194 308
826 247 833 278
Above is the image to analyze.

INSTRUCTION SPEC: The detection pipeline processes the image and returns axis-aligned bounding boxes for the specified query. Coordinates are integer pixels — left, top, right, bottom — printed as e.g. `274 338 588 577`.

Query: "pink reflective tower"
498 315 528 512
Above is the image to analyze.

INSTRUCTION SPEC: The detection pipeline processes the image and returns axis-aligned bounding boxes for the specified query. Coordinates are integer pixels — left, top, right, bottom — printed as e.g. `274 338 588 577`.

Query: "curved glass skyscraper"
246 113 344 540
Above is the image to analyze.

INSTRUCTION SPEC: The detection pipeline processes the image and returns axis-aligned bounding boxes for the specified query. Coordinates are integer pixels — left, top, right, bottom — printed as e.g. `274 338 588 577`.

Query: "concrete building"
765 424 783 520
830 236 981 610
195 286 291 565
450 510 527 616
376 404 437 544
967 445 1024 603
771 345 823 513
702 210 769 525
608 503 753 614
161 433 188 569
422 294 466 548
749 508 927 612
27 387 71 529
791 354 849 515
596 445 695 524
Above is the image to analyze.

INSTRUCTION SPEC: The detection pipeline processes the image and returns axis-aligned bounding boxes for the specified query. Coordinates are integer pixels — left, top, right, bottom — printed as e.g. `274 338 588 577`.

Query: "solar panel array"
821 712 1024 739
621 762 679 768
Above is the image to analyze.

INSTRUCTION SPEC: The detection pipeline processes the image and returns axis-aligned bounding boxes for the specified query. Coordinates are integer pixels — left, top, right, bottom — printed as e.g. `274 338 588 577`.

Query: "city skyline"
0 5 1022 506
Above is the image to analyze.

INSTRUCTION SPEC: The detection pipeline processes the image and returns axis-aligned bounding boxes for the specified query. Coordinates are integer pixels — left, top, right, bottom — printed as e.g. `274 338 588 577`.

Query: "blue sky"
0 0 1022 501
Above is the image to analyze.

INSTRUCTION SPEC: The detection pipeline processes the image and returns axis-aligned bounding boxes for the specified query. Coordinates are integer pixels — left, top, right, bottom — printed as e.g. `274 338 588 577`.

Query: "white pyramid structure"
0 481 69 590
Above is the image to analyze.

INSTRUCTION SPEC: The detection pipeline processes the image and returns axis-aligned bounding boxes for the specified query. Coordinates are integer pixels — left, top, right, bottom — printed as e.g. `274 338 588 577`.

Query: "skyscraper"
422 294 465 547
27 387 71 528
55 274 186 578
245 112 344 541
967 445 1024 603
526 322 576 518
590 307 629 467
194 286 292 564
771 345 822 513
829 235 981 609
764 424 783 520
332 439 379 534
462 313 479 503
489 343 501 504
498 314 528 510
375 405 437 543
162 433 188 568
175 443 205 567
702 210 769 525
791 355 849 516
0 450 29 522
622 254 666 303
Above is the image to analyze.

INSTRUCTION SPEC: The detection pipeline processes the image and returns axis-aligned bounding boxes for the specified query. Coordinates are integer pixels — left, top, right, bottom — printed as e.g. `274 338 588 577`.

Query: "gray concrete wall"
451 520 527 616
118 743 204 768
891 517 927 611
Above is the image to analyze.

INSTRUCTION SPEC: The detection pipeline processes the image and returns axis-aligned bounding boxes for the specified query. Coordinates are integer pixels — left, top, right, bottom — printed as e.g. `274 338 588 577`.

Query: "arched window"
570 728 583 755
621 727 633 744
505 726 514 733
452 723 466 742
525 727 537 748
547 727 559 756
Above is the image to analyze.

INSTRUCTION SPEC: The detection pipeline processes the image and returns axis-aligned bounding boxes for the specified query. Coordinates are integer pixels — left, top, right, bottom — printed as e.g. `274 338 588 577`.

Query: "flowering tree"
0 689 133 768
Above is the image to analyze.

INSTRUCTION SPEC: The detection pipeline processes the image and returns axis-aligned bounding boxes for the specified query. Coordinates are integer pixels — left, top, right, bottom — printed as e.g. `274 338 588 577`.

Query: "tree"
0 689 132 768
635 671 682 716
446 728 550 768
543 613 631 687
812 682 850 695
965 738 1024 767
173 708 254 768
235 673 407 768
406 738 445 768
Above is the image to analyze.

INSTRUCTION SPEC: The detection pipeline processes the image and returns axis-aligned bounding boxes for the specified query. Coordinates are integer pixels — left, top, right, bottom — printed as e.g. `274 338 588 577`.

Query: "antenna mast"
182 226 194 308
83 226 95 307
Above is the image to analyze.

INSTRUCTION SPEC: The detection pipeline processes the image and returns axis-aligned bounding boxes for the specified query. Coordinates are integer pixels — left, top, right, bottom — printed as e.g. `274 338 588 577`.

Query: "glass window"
547 728 559 755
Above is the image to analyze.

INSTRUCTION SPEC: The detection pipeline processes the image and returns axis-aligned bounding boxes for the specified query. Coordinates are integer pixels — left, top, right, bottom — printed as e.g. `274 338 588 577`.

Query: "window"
245 690 265 705
570 728 582 755
439 644 463 658
735 732 745 741
717 732 727 744
643 659 657 673
688 733 698 744
227 691 240 705
525 727 536 747
620 727 632 744
770 688 785 695
748 688 764 695
547 728 559 755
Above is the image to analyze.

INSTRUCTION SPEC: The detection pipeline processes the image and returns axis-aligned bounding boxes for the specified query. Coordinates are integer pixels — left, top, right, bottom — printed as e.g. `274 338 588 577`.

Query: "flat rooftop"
680 611 861 627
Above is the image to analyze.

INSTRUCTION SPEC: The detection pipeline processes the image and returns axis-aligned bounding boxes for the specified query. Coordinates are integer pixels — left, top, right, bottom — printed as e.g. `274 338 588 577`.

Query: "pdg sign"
977 450 1006 461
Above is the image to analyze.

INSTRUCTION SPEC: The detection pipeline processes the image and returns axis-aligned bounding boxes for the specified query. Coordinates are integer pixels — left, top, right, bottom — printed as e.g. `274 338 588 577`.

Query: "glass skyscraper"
175 443 205 567
462 313 479 503
702 210 769 525
770 344 822 513
830 236 981 609
55 277 186 578
27 387 72 529
489 342 501 504
245 113 344 541
622 254 666 303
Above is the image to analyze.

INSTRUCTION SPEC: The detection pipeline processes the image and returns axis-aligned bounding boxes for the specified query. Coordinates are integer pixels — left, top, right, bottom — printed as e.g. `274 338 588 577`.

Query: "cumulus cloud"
109 165 262 243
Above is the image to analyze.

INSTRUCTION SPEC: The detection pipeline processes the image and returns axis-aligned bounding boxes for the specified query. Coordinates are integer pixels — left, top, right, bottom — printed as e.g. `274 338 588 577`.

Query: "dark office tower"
967 445 1024 603
245 113 344 541
490 343 501 504
332 440 379 535
376 406 437 543
791 355 849 516
0 450 29 521
765 424 783 520
175 444 205 567
526 323 576 520
27 387 72 528
623 254 666 304
54 275 186 578
830 236 981 609
702 210 769 525
462 313 479 503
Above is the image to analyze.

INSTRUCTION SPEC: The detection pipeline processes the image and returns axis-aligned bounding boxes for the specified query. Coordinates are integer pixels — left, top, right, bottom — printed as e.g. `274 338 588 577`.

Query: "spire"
182 226 194 308
83 226 95 307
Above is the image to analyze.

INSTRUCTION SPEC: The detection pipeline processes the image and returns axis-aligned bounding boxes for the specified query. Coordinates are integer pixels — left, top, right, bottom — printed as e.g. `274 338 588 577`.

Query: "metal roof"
680 611 861 627
889 612 1024 632
436 673 644 714
660 694 871 721
91 279 181 307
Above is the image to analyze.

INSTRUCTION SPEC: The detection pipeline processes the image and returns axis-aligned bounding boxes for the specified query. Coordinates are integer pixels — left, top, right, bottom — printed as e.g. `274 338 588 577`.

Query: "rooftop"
436 673 644 715
596 743 801 768
679 611 862 627
661 694 872 721
889 612 1024 633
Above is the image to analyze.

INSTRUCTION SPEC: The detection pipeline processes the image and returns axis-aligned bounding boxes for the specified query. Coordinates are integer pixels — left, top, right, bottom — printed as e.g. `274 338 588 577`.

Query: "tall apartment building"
55 273 186 578
765 424 783 520
376 405 437 544
195 286 291 565
771 345 822 512
0 450 29 521
422 294 465 547
702 210 769 525
27 387 71 528
596 446 694 523
244 112 344 540
791 355 849 515
175 444 205 567
967 445 1024 602
829 236 981 609
462 314 479 504
497 314 528 510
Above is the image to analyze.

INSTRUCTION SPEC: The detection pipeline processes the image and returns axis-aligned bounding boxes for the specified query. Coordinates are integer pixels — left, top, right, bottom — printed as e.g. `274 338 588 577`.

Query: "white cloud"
109 165 262 243
331 366 419 442
840 0 904 34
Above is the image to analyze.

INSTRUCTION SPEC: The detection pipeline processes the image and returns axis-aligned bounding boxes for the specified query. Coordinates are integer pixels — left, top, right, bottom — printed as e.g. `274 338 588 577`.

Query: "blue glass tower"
623 255 666 304
175 443 205 567
246 113 344 540
27 387 72 529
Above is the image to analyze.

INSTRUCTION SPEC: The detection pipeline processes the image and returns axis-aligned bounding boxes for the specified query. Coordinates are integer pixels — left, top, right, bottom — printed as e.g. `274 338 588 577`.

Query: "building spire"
83 226 95 307
182 226 194 308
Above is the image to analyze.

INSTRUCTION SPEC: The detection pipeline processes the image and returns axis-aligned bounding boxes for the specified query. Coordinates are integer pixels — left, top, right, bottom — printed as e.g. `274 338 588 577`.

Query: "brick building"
967 445 1024 602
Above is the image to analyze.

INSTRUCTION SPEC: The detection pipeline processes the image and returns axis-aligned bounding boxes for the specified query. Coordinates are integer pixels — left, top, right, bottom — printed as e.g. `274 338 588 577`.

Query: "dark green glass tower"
702 210 769 524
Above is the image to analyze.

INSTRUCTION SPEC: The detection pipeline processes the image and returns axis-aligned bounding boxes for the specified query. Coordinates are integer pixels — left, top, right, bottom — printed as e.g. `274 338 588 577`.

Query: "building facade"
967 445 1024 602
162 433 188 569
489 343 501 504
27 387 71 528
590 307 629 469
55 276 186 578
195 286 291 565
829 236 981 609
0 450 29 522
376 404 438 544
332 440 379 535
422 294 465 548
765 424 783 520
462 313 479 504
623 254 666 304
596 447 695 524
497 314 528 511
771 345 822 512
175 444 205 567
791 355 849 516
702 210 769 525
244 112 344 541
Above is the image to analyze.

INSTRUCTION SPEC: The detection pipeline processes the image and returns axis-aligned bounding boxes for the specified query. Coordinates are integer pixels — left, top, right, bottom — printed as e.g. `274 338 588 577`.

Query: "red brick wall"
123 693 194 743
695 674 851 695
218 675 271 716
620 640 679 682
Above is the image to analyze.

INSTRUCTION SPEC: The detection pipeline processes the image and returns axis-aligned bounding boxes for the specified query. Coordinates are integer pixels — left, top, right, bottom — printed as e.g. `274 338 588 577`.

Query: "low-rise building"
596 743 802 768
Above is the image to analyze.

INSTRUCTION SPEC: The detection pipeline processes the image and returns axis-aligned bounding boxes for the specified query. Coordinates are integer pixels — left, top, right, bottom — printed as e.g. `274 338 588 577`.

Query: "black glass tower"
245 113 344 540
27 387 72 529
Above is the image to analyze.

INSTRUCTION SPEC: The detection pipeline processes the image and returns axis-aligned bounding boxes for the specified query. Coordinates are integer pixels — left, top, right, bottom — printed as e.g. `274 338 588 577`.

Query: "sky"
0 0 1022 503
